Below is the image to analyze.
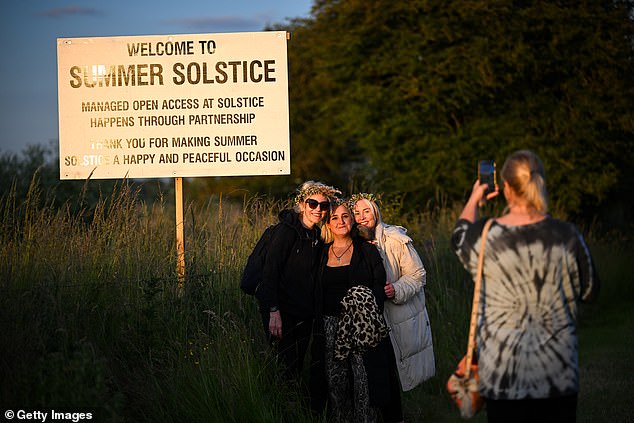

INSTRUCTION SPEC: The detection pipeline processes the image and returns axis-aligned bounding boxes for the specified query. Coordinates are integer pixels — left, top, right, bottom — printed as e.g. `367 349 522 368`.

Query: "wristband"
269 306 279 312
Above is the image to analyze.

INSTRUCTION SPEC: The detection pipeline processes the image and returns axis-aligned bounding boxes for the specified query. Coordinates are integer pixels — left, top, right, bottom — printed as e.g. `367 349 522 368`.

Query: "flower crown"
348 192 380 210
294 181 342 206
330 196 349 209
332 196 348 206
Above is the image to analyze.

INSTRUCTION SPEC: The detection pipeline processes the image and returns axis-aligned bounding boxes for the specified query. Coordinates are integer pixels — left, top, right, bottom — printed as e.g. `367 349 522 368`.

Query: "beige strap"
464 218 493 379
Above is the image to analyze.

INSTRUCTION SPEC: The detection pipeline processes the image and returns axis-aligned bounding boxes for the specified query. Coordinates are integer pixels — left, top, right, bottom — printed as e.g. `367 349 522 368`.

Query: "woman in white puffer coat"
352 194 436 392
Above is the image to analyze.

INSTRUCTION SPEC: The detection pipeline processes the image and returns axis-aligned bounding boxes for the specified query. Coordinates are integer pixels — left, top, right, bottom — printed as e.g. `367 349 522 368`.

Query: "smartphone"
478 160 496 195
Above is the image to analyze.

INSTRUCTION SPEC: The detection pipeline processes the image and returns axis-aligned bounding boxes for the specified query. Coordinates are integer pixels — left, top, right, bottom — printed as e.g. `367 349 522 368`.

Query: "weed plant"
0 180 630 422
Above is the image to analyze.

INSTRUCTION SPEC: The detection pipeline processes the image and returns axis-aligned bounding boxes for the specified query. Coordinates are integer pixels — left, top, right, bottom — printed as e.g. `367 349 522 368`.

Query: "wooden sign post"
175 177 185 288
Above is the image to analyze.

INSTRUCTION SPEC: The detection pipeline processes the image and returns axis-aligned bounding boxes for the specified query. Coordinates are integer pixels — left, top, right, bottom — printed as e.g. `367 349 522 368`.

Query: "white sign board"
57 31 290 180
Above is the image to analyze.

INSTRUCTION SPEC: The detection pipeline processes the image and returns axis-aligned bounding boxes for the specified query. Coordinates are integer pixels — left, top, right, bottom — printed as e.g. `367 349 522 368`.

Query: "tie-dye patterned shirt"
451 217 599 400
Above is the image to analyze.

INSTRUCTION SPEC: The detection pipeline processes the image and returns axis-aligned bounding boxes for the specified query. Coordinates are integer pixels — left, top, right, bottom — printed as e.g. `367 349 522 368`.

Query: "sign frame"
57 31 291 180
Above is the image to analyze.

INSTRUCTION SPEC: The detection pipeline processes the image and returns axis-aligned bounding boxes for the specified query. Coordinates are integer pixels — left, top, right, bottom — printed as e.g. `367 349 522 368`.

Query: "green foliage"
283 0 634 223
0 182 312 422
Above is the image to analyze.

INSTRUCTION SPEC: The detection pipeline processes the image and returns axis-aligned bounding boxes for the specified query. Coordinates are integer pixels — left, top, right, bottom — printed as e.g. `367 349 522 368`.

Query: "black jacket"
257 209 322 319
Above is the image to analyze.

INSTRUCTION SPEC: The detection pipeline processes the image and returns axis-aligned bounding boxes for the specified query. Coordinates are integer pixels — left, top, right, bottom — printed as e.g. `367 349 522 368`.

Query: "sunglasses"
305 198 330 211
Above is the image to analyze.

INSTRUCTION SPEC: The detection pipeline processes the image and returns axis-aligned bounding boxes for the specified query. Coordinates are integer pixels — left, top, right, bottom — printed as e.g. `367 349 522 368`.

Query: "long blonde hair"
501 150 548 214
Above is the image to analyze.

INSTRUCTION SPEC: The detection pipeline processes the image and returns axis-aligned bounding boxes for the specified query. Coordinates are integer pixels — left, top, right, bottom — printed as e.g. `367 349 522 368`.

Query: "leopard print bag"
334 285 389 361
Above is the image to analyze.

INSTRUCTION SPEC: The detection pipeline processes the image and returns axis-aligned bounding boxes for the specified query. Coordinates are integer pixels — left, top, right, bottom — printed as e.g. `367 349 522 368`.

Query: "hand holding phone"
478 160 496 195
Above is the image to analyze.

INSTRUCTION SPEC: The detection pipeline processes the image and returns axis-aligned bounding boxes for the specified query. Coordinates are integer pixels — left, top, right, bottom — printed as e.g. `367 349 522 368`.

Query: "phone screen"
478 160 496 194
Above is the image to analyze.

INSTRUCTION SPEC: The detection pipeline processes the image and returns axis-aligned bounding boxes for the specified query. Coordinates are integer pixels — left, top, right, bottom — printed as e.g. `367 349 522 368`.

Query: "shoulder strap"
464 218 493 378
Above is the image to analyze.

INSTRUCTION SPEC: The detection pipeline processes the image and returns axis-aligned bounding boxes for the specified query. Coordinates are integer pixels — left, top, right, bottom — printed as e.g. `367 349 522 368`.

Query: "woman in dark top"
451 150 599 423
257 180 340 393
315 199 397 422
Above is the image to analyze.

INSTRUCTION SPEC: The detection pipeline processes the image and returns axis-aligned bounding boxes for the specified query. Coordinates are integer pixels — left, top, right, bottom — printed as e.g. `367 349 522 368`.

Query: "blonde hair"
501 150 548 214
351 195 383 226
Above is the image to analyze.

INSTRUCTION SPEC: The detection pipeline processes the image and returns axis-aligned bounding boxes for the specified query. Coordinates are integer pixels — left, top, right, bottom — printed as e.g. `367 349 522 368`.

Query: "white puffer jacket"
374 223 435 391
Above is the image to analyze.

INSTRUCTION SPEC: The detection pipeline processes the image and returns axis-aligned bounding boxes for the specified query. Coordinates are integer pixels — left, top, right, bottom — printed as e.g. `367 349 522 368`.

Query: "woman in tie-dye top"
451 150 599 423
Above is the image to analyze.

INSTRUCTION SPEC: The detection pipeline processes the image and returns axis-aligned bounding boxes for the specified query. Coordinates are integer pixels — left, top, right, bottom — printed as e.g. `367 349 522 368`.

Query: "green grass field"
0 184 631 422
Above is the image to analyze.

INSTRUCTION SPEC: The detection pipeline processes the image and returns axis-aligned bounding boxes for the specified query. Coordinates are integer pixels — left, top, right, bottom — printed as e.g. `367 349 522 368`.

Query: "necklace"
331 242 353 263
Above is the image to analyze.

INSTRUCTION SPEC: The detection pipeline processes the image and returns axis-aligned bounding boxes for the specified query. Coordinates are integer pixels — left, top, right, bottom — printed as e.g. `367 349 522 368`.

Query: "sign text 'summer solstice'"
57 31 290 179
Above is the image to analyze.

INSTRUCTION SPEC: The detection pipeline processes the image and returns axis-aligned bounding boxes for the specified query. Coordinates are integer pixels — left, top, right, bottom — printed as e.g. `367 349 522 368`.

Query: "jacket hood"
278 208 319 238
278 208 300 228
375 222 413 246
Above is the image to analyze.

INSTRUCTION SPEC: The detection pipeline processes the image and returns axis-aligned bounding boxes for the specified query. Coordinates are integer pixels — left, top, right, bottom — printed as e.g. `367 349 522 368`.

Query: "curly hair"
293 180 342 208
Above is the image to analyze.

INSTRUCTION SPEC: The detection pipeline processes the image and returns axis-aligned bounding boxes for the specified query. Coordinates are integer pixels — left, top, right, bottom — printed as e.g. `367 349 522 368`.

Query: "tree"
284 0 634 222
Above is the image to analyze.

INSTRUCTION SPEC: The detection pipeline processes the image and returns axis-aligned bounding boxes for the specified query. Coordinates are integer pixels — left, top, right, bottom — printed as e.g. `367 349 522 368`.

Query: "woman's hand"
472 179 499 205
459 180 500 222
384 281 396 299
480 180 500 204
269 310 282 338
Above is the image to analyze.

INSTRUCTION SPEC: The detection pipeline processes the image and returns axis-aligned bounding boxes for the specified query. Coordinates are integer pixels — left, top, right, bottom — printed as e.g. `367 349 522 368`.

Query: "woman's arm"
459 180 499 223
260 225 294 338
392 242 426 304
574 227 600 303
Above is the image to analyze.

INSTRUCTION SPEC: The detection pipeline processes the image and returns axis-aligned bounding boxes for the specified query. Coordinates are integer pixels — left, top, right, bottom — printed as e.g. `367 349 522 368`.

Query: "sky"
0 0 314 156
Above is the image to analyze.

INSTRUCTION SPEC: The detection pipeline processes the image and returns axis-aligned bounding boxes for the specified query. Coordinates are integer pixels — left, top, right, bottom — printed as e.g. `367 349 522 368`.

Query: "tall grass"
0 181 630 422
0 182 307 422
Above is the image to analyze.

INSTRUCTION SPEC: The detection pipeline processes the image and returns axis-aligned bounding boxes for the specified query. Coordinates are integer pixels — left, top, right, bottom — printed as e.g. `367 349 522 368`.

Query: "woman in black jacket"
315 199 399 422
257 181 340 394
